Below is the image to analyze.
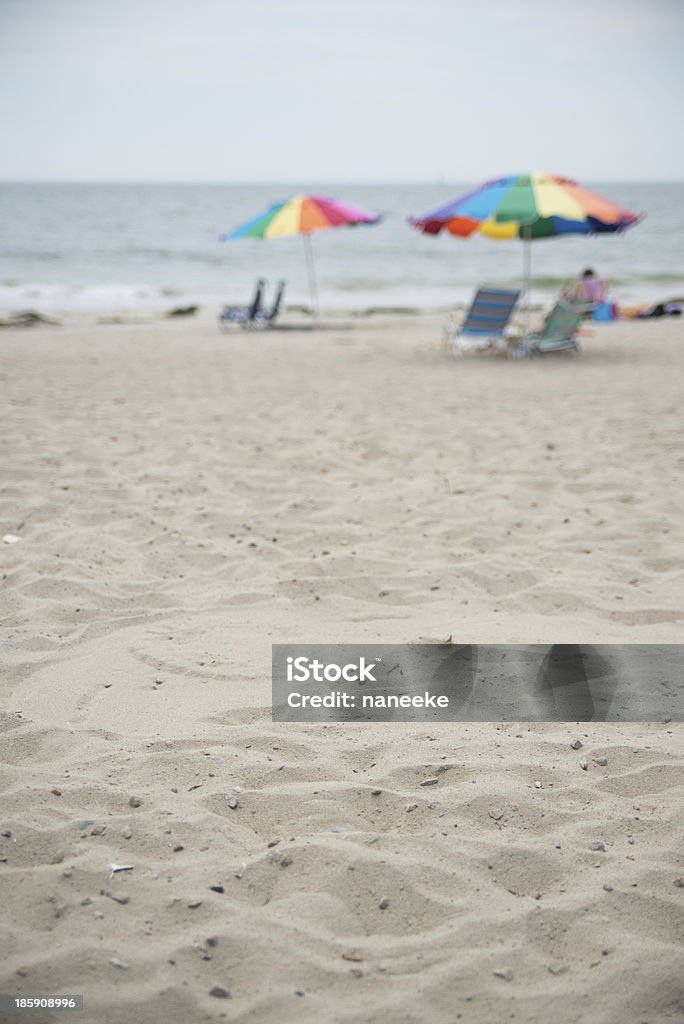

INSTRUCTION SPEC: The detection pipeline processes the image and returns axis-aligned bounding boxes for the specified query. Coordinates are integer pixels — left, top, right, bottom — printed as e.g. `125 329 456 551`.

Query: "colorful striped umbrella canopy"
410 173 641 331
410 172 640 240
224 194 380 240
222 195 381 321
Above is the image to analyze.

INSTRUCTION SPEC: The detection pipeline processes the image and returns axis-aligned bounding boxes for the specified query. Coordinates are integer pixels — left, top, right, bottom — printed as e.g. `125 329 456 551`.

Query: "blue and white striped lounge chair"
447 287 520 357
219 278 266 329
252 280 286 328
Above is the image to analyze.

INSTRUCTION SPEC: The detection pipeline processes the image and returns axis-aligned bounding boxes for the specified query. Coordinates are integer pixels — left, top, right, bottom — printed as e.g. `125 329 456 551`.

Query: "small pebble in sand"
267 839 281 848
280 855 293 868
128 796 143 808
1 830 12 839
673 877 684 888
226 796 238 810
579 760 588 771
121 827 133 840
420 778 439 787
77 820 95 831
406 803 418 812
102 890 130 905
188 900 203 909
371 789 382 796
342 951 363 962
209 985 230 999
110 958 128 970
378 898 390 910
173 845 184 853
493 968 514 981
51 788 62 797
534 781 543 789
489 808 504 821
570 739 583 750
590 840 606 852
595 757 608 766
209 885 224 894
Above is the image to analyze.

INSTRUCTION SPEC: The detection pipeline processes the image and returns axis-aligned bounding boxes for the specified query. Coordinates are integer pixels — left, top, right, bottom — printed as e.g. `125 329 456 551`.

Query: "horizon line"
1 177 682 187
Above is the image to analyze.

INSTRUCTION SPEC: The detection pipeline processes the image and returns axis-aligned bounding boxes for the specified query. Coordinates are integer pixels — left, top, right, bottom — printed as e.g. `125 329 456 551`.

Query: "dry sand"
1 309 683 1023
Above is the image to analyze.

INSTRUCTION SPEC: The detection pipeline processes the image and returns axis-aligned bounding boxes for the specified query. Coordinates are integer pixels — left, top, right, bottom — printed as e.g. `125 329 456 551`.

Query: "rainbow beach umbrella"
221 195 381 323
410 172 641 329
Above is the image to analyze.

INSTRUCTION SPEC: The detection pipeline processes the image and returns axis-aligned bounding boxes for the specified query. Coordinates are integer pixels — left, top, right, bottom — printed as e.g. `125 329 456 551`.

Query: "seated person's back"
566 267 606 305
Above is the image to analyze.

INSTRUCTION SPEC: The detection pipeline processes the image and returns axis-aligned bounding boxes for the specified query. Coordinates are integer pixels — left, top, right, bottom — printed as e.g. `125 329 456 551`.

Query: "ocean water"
0 182 682 313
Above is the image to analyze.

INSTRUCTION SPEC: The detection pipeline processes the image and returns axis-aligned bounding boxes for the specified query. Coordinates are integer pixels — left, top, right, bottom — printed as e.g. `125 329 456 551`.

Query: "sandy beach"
1 309 683 1023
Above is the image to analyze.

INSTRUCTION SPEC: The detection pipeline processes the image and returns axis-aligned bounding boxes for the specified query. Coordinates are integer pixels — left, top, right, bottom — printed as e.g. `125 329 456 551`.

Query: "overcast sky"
0 0 682 182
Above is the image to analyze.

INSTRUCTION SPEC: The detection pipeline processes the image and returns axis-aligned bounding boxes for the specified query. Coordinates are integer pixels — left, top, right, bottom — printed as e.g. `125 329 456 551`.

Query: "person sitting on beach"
564 267 606 307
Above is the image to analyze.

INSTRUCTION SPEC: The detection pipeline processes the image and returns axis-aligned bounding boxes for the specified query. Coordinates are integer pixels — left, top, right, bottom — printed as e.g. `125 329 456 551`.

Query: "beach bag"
592 302 617 322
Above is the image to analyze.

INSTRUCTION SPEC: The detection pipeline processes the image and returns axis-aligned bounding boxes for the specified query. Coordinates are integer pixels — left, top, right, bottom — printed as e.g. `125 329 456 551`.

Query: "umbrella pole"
303 233 320 325
523 225 531 339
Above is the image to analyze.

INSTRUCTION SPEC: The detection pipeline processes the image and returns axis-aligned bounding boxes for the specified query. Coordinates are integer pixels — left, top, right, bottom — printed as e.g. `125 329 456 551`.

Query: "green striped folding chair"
524 298 586 355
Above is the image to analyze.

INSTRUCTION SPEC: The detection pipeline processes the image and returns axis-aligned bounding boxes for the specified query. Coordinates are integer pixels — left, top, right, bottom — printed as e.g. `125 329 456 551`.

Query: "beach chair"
252 280 286 328
446 287 520 357
523 298 586 355
219 278 266 329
